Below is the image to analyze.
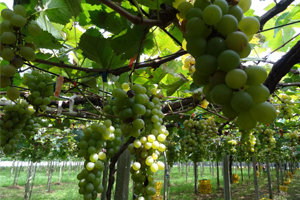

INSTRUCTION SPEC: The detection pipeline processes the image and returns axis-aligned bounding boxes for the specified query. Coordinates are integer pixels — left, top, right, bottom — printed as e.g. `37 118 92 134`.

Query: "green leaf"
109 26 154 60
64 0 83 17
89 7 128 35
78 30 125 69
42 0 73 24
81 77 98 91
159 74 188 96
33 30 63 49
36 12 64 39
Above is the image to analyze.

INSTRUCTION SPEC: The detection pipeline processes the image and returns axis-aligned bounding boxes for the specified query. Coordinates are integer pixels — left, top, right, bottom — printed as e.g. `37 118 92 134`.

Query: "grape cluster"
240 131 257 156
277 93 297 119
175 0 277 130
0 5 42 100
181 117 218 162
220 135 238 155
182 55 196 73
260 129 276 152
77 120 122 200
22 70 53 111
106 83 167 199
287 130 298 147
0 99 35 154
166 141 178 167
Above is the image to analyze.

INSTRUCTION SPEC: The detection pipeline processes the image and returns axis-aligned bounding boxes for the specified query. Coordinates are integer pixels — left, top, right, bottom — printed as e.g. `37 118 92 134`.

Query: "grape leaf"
159 75 188 96
42 0 73 24
78 30 125 69
137 0 173 9
109 26 154 60
33 30 63 49
64 0 83 17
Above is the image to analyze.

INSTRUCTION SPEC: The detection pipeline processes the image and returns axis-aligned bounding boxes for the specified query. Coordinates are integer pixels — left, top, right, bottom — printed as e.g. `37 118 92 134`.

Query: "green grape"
238 0 252 13
250 102 277 124
1 9 15 20
238 16 260 35
217 50 240 72
24 36 34 43
186 8 202 21
192 71 209 86
237 110 257 130
238 42 251 58
195 54 218 76
177 2 193 19
216 14 238 36
121 82 130 90
210 84 232 105
231 91 253 112
225 31 248 53
244 66 267 85
1 47 14 61
0 75 11 88
20 46 36 61
10 14 27 27
185 17 205 37
6 87 20 100
186 36 206 57
205 37 227 57
11 56 24 68
209 70 227 87
1 32 16 44
132 162 141 170
228 5 243 22
28 23 42 36
0 20 13 33
202 5 222 25
132 118 145 129
13 5 27 17
194 0 210 10
213 0 229 14
2 64 16 77
246 84 270 103
225 69 247 89
221 102 238 119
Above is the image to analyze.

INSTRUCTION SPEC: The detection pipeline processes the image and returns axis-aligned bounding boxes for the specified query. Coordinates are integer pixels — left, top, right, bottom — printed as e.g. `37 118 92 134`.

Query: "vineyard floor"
0 165 299 199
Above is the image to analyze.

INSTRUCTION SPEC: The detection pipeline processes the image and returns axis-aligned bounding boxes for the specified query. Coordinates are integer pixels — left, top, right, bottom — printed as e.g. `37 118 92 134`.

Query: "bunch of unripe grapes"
240 131 256 154
287 130 298 147
175 0 277 130
261 129 276 151
106 83 167 199
221 135 238 155
77 120 122 200
0 99 34 154
181 117 218 162
277 93 297 119
166 141 178 167
182 55 195 73
22 70 53 111
0 5 42 100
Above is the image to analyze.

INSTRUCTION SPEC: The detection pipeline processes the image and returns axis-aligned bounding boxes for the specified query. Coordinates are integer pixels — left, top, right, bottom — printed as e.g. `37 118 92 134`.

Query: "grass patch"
0 164 299 199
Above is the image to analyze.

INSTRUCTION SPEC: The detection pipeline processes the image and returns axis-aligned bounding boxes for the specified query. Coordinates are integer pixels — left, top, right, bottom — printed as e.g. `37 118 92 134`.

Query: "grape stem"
106 136 135 200
199 105 230 121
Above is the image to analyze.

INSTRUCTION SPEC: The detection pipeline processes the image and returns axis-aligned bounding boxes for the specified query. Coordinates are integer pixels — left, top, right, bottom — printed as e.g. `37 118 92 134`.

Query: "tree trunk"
16 162 23 186
13 161 19 186
163 152 169 200
47 161 54 193
101 162 109 200
252 157 259 200
217 161 220 188
240 162 243 181
68 159 71 177
209 161 212 174
266 159 273 199
58 162 63 183
194 162 198 195
276 162 280 194
200 162 203 177
29 163 37 200
114 149 131 200
178 163 180 174
229 155 233 184
248 162 250 179
24 161 33 200
10 160 15 178
212 162 215 176
223 155 231 200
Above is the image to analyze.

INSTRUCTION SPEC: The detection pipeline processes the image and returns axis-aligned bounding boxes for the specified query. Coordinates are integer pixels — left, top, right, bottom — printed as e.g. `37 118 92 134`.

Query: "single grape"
244 66 267 85
194 0 210 10
202 5 222 25
28 23 42 36
238 0 252 13
186 36 206 57
6 87 20 100
217 14 238 36
225 69 247 89
246 84 270 103
13 5 27 17
186 8 202 21
1 47 14 61
2 64 16 77
228 5 243 22
250 102 277 124
210 84 232 105
221 102 238 119
217 50 240 72
231 91 253 112
177 2 193 19
11 56 24 68
20 46 36 61
10 14 27 27
0 75 11 88
185 17 205 37
1 32 16 44
195 54 218 76
236 110 257 130
209 70 227 87
0 20 13 33
1 9 15 20
213 0 229 14
238 16 260 35
238 42 251 58
206 37 227 57
225 31 248 53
